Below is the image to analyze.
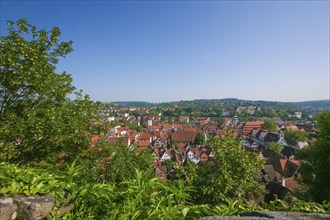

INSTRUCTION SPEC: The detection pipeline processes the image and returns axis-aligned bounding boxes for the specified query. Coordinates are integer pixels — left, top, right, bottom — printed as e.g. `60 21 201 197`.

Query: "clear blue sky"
1 1 329 103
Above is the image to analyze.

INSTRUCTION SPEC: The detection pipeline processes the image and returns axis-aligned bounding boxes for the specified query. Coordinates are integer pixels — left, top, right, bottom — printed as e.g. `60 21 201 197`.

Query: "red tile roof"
139 132 151 140
243 121 264 134
171 131 197 143
138 140 150 147
91 135 101 143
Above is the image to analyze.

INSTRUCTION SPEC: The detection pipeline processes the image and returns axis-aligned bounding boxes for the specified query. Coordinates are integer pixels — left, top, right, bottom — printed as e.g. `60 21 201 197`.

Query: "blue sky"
1 1 329 103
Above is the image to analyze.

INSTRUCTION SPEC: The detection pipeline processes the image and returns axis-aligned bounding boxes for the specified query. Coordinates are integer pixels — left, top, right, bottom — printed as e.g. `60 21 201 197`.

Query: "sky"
1 1 329 103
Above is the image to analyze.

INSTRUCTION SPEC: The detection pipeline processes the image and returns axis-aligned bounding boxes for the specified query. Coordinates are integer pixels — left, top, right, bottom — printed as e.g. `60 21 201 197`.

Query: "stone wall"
201 211 330 220
2 196 329 220
0 194 74 220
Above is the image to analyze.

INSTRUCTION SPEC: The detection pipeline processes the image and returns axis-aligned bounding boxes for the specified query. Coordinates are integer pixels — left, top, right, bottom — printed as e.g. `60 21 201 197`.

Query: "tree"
277 108 288 118
186 134 264 205
194 132 205 144
0 18 98 164
79 141 153 184
297 111 330 202
262 119 278 132
284 130 308 146
268 142 282 153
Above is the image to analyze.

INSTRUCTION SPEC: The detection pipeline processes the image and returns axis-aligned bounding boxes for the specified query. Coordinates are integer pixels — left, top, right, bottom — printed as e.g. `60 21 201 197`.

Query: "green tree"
194 132 205 144
268 141 282 153
262 119 278 132
297 111 330 202
78 141 153 185
284 130 308 146
187 134 264 205
0 18 97 164
277 108 288 118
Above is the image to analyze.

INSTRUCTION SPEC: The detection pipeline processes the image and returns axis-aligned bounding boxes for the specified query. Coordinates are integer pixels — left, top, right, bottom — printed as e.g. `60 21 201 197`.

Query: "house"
177 148 187 163
222 109 232 116
155 166 167 180
236 106 260 114
294 112 302 119
243 121 264 134
249 129 287 147
272 158 300 187
296 141 309 150
196 117 210 125
222 118 232 127
163 123 183 132
160 149 172 162
91 135 102 145
117 127 128 136
178 116 190 123
171 131 198 145
148 125 162 132
187 150 195 160
200 123 220 136
187 148 200 164
200 149 209 162
138 132 151 147
242 139 259 149
232 116 239 124
153 138 167 148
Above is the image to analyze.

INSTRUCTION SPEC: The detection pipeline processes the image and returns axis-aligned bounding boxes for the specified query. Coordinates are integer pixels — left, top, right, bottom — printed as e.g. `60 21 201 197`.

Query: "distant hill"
293 100 330 109
112 101 155 108
111 99 330 109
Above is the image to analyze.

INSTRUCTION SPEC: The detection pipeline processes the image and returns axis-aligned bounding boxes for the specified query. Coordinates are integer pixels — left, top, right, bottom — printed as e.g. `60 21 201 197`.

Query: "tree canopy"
186 134 264 204
0 18 97 164
284 130 308 146
262 119 278 132
297 110 330 202
268 141 282 153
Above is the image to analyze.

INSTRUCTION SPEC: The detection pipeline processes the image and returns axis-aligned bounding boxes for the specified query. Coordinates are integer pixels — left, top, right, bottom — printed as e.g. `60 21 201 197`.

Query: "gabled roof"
176 142 187 149
160 149 173 158
139 132 151 140
244 121 264 133
155 166 167 176
264 132 280 142
91 135 101 143
272 158 300 178
257 130 268 139
250 129 259 137
138 140 150 147
171 131 197 143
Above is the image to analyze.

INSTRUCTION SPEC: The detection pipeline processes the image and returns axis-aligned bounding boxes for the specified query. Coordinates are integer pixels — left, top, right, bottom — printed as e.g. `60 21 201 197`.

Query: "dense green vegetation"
0 18 98 164
113 99 330 110
284 130 308 146
1 19 329 219
297 111 330 202
262 119 278 132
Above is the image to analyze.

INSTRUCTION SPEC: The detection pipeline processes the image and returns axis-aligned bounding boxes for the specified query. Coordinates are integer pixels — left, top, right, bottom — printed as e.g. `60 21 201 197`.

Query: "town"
90 100 322 203
1 1 329 217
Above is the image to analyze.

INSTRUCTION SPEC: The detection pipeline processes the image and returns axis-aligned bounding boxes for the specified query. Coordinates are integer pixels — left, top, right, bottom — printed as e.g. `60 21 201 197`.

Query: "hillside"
112 99 330 109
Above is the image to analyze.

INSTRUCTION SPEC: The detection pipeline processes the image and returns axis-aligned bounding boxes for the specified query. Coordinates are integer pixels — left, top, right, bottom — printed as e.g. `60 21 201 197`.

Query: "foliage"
1 18 329 219
128 123 144 132
194 132 205 144
0 162 63 196
0 18 98 164
297 110 330 202
262 119 278 132
284 130 308 146
77 141 153 185
1 161 329 219
268 142 282 153
185 134 264 205
261 199 330 214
